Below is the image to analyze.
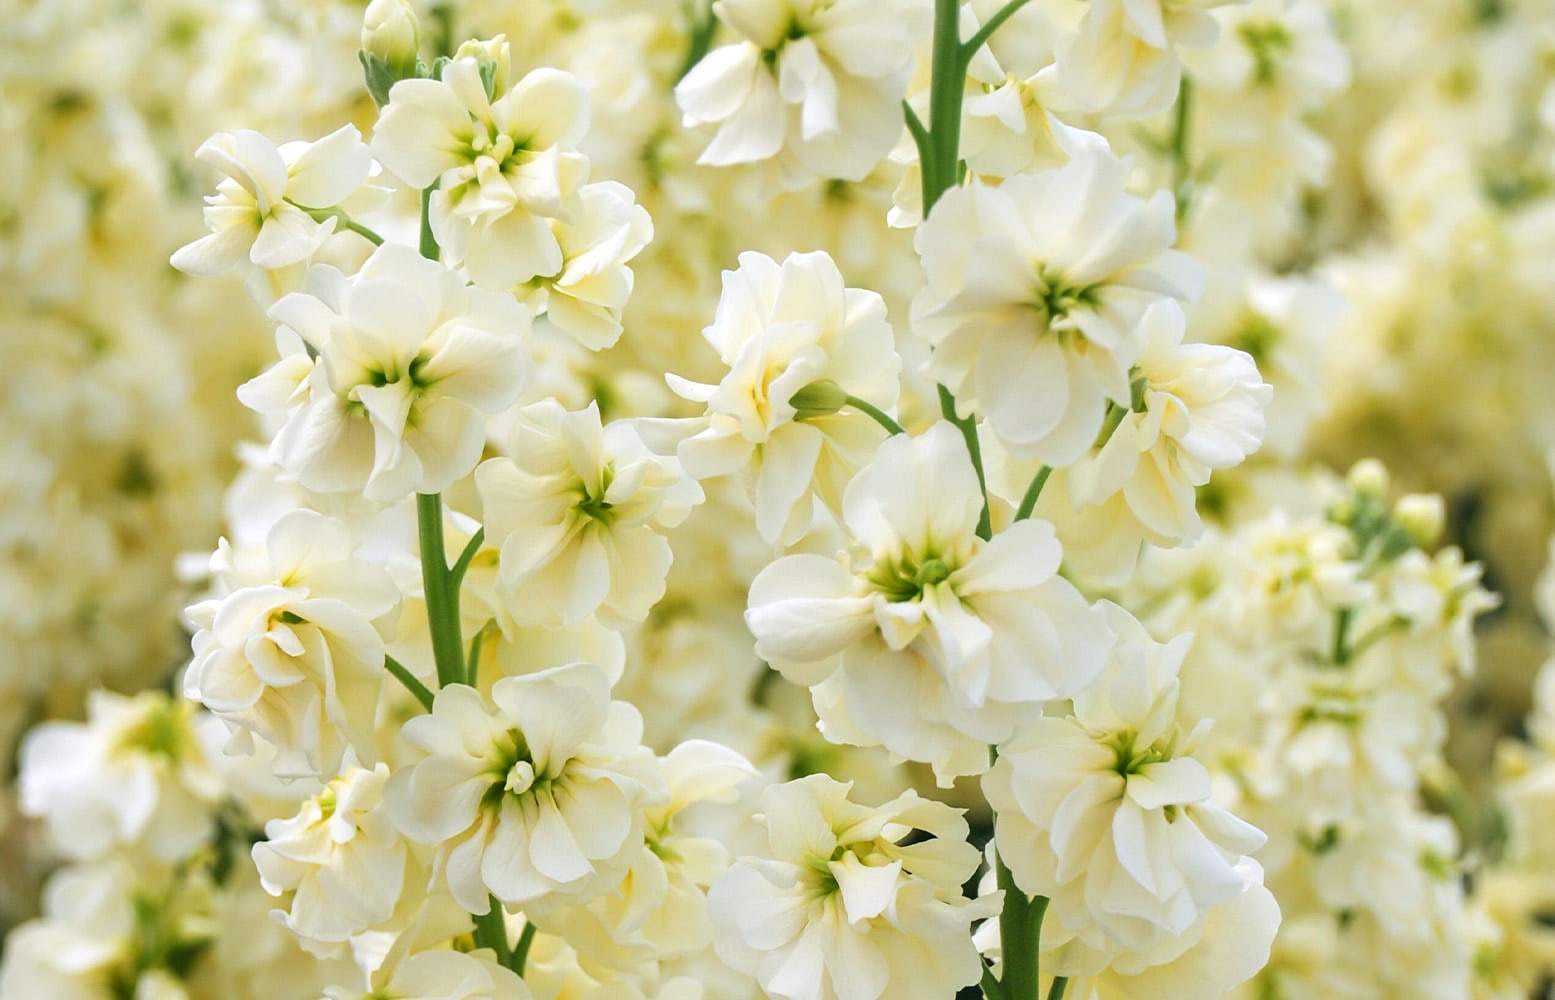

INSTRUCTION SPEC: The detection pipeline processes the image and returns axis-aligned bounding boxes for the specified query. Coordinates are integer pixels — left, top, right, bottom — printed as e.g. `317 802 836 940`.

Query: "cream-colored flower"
707 774 989 1000
387 662 664 914
372 55 592 288
746 422 1112 781
1057 0 1237 116
171 124 379 277
984 602 1267 958
912 144 1202 466
252 243 532 504
654 249 901 544
475 400 701 628
184 509 400 778
18 692 224 863
676 0 925 183
252 758 407 948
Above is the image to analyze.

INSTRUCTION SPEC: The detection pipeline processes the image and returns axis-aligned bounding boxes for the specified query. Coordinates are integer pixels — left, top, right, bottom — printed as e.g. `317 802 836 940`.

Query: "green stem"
384 654 434 710
1171 76 1193 223
962 0 1037 61
472 897 513 968
1331 606 1356 666
287 200 386 246
981 966 1010 1000
845 394 906 435
466 622 489 688
676 0 720 82
924 0 966 213
995 856 1046 997
1014 466 1052 522
417 493 467 689
903 100 936 210
419 186 439 261
450 527 485 591
512 921 537 976
1046 978 1069 1000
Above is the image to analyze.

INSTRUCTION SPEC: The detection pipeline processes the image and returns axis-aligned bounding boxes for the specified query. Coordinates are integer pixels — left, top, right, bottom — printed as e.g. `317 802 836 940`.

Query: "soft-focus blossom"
1057 0 1237 116
19 691 223 862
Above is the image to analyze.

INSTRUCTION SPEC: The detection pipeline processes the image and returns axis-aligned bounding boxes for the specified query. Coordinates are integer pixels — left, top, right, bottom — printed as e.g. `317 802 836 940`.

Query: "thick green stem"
846 394 906 436
996 860 1047 997
924 0 966 213
472 898 513 969
417 493 467 689
384 654 434 710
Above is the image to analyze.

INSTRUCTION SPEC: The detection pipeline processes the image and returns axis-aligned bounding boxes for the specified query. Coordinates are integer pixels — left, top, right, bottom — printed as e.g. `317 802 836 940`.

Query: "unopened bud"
362 0 421 76
1394 493 1445 547
455 34 512 98
1346 458 1389 498
788 379 848 420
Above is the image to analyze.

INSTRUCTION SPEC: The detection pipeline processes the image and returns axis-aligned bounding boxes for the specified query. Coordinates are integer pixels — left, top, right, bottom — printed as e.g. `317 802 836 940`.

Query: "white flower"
386 662 664 914
513 181 653 351
983 602 1267 958
324 949 531 1000
1054 861 1280 995
372 56 592 288
707 774 989 1000
184 509 400 778
18 692 223 863
252 759 407 948
475 400 701 628
542 740 760 970
675 0 924 183
1064 301 1271 547
656 249 901 544
912 144 1202 466
253 243 532 504
1057 0 1237 116
171 125 378 277
745 422 1112 781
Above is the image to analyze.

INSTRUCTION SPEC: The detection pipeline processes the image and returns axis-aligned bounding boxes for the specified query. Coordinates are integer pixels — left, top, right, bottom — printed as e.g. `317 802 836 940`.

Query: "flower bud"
1394 493 1445 547
1346 457 1389 498
362 0 420 77
455 34 512 98
788 379 848 420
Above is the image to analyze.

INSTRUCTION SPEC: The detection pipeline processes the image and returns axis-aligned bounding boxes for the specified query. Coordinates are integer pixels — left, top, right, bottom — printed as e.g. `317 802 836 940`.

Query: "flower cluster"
5 1 1555 1000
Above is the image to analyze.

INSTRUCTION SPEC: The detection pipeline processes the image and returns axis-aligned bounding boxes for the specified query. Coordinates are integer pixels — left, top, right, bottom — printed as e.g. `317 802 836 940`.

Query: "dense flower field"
3 1 1555 998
